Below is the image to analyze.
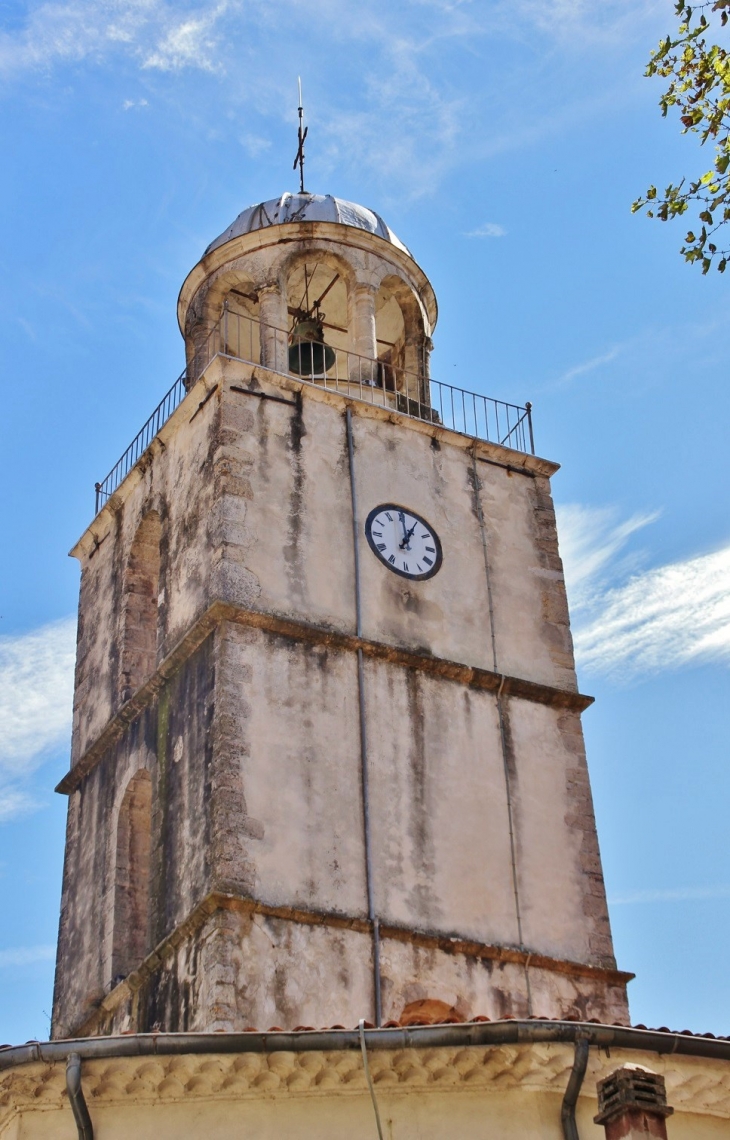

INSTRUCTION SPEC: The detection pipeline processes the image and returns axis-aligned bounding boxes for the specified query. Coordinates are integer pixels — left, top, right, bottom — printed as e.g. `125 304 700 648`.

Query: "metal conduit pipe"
66 1052 94 1140
4 1021 730 1069
560 1037 589 1140
346 405 382 1026
470 445 532 1015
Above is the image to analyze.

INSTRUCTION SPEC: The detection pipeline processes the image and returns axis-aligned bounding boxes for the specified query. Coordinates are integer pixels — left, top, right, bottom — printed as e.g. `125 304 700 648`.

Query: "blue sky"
1 0 729 1045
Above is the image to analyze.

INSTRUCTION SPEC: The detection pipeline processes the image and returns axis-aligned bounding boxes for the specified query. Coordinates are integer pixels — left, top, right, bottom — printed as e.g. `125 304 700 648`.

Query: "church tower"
51 191 631 1040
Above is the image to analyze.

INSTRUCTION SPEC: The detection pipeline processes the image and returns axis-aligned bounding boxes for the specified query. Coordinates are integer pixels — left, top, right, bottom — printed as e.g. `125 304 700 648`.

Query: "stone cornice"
63 889 632 1040
57 600 594 795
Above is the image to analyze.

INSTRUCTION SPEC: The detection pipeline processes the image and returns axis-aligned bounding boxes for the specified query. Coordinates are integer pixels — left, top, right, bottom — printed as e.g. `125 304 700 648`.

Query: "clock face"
365 504 443 580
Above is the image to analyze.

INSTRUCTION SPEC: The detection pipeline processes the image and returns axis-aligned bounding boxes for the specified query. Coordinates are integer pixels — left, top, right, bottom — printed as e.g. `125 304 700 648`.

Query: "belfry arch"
374 273 431 399
184 267 261 381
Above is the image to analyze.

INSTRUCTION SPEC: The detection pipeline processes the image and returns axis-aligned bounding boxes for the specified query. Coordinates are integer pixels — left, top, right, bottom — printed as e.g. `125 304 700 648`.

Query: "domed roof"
205 192 411 256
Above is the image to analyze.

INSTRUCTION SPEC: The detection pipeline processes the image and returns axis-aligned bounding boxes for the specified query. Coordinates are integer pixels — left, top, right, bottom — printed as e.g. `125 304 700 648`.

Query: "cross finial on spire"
293 77 308 195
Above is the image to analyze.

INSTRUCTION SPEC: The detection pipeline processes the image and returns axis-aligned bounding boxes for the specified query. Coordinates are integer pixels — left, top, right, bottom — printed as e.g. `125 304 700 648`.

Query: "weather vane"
293 76 308 195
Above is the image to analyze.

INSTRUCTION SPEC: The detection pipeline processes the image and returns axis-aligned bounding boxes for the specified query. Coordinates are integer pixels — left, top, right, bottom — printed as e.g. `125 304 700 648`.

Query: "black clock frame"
364 503 443 581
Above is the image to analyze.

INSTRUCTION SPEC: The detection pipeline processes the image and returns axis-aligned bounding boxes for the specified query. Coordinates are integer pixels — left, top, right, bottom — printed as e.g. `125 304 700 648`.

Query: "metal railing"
95 369 187 514
94 309 534 513
194 307 534 450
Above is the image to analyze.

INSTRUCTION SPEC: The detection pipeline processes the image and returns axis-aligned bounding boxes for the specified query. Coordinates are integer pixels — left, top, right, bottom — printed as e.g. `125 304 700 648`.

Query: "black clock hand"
398 511 409 547
399 519 418 550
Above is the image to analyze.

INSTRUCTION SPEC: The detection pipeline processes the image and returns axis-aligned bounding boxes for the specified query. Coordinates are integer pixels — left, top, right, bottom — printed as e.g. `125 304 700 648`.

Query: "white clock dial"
365 504 443 580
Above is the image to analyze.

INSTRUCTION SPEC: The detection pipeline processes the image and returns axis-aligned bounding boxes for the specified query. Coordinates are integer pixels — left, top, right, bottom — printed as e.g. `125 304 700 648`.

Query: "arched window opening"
374 281 407 391
112 769 152 984
374 276 431 414
219 276 261 365
120 511 162 703
184 271 261 383
285 258 350 382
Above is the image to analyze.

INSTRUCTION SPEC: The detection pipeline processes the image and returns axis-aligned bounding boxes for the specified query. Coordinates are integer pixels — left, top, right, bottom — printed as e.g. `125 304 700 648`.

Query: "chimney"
594 1064 673 1139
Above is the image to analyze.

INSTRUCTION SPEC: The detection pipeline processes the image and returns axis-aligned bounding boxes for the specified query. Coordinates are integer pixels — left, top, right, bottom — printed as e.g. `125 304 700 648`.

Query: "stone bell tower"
52 191 631 1040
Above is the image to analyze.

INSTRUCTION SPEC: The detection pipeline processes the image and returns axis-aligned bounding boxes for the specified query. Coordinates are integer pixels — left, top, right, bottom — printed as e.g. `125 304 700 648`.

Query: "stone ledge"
66 889 633 1039
57 601 595 795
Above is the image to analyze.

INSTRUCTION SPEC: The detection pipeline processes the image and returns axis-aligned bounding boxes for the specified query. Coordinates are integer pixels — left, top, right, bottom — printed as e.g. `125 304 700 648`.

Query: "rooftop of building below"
2 1019 729 1140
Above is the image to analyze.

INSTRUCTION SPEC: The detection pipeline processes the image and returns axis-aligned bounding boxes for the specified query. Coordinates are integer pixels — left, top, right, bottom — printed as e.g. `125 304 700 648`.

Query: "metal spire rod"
293 76 308 195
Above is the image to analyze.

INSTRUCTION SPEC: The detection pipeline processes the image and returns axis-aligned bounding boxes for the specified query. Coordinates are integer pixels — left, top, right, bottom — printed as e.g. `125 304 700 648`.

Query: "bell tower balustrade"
94 308 534 515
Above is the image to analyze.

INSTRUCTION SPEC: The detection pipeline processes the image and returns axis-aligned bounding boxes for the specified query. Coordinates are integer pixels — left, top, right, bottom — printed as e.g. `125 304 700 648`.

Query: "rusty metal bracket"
188 383 218 423
230 385 297 407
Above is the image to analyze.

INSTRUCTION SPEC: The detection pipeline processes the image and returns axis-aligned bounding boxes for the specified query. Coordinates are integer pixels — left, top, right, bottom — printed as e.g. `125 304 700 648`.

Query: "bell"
288 317 335 379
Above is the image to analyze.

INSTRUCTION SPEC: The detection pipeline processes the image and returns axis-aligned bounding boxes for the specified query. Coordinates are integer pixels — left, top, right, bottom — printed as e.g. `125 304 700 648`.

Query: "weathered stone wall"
70 355 579 761
70 379 223 764
56 356 625 1038
53 636 216 1039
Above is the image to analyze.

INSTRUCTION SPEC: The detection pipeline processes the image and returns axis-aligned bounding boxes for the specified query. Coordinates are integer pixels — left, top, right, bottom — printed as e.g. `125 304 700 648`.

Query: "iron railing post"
526 401 535 454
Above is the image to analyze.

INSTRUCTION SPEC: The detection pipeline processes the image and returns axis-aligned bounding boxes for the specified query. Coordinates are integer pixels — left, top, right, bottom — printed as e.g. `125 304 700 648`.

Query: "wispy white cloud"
609 885 730 905
0 617 75 820
0 788 40 823
573 544 730 678
557 504 730 680
555 346 621 387
0 945 55 968
0 0 663 196
465 222 506 238
142 2 229 72
0 618 76 772
122 97 149 110
240 133 272 158
0 0 230 78
508 0 655 46
556 503 659 611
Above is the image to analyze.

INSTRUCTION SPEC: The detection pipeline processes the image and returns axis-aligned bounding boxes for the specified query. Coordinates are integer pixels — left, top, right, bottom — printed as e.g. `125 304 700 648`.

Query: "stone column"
184 301 209 389
258 283 288 374
350 282 378 385
422 335 433 380
594 1065 674 1139
403 332 431 407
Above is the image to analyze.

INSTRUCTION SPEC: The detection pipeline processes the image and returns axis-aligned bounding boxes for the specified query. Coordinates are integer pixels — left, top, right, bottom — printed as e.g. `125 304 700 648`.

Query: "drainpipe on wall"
66 1052 94 1140
561 1036 589 1140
